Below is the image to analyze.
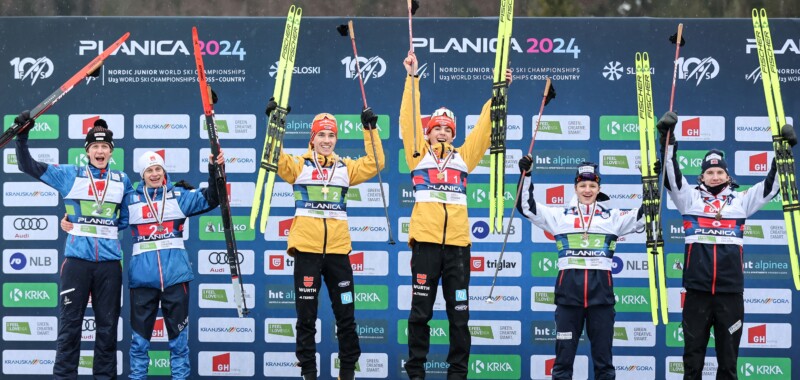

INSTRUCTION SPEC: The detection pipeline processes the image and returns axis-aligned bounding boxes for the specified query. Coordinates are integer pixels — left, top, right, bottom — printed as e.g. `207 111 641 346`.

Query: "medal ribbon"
142 185 167 229
427 143 455 176
86 166 110 210
312 151 338 200
576 201 597 240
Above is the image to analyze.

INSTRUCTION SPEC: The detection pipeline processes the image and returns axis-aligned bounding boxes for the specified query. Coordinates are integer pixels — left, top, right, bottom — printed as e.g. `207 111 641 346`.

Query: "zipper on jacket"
157 250 165 291
584 269 588 308
322 219 328 255
441 203 448 248
712 244 717 295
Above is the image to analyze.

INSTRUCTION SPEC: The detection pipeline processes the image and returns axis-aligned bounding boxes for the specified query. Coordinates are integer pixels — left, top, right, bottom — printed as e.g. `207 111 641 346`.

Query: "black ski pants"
552 304 616 380
404 242 471 380
294 251 361 377
682 290 744 380
54 258 122 380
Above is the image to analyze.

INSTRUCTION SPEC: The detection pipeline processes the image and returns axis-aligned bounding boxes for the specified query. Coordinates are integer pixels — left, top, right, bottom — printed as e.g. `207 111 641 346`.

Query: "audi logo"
14 217 49 230
82 318 96 332
208 251 244 265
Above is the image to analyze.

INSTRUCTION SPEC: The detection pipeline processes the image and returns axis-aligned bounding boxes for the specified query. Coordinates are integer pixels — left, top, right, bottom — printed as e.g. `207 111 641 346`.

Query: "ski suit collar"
301 149 338 167
426 142 457 158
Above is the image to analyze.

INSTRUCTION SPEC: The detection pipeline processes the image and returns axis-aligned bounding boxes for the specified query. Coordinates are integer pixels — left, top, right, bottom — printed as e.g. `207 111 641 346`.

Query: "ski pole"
408 0 421 158
487 78 555 303
340 20 396 245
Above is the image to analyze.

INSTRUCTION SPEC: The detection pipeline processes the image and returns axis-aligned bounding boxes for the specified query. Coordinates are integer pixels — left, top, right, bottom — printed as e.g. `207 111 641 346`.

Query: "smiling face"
312 130 337 156
143 165 165 188
575 181 600 205
86 142 112 169
427 125 455 144
701 167 730 187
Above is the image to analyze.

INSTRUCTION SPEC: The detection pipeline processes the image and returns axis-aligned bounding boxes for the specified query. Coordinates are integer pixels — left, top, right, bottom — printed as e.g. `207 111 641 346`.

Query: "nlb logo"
471 221 490 239
10 57 54 85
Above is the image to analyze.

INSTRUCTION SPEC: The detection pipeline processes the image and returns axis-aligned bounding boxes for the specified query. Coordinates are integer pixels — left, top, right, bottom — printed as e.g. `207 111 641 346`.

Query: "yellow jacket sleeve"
347 128 385 186
458 99 493 172
400 75 426 171
276 149 303 185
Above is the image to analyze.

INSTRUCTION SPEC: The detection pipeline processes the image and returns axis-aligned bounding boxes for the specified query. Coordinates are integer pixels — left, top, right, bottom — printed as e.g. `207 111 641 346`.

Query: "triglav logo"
341 55 386 84
602 61 623 81
10 57 54 85
677 57 719 86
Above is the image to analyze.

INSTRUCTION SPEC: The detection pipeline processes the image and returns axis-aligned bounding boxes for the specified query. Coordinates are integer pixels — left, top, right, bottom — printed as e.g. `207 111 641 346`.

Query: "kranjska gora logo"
10 56 54 85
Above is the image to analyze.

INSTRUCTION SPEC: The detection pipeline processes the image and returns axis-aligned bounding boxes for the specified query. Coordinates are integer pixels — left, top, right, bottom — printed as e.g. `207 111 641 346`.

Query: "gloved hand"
361 107 378 130
173 180 196 190
14 110 32 138
518 155 533 176
264 97 278 116
656 111 678 146
653 159 662 175
781 124 797 147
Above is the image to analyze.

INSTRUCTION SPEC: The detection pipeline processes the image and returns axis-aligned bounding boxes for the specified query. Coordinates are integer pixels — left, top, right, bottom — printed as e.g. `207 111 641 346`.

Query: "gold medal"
321 187 329 194
582 232 589 241
715 212 722 221
156 225 166 232
437 172 445 180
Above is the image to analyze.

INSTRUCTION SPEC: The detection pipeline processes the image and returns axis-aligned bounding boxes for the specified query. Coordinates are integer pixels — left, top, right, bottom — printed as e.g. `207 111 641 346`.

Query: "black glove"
518 155 533 176
211 89 218 104
14 110 32 138
264 97 278 116
173 179 196 190
656 111 678 146
781 124 797 147
361 107 378 130
652 159 662 175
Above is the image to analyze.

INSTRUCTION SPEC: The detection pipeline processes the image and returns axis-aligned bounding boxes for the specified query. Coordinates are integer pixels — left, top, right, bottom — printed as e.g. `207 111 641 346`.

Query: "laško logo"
303 276 314 287
416 273 427 285
471 257 484 271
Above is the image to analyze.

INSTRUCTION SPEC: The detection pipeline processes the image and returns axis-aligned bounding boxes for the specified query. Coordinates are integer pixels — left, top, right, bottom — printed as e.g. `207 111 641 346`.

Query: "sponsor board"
3 114 58 139
675 116 725 141
600 184 642 209
1 349 56 374
145 350 171 376
531 286 557 312
467 183 518 208
737 357 791 379
265 284 296 309
534 115 591 140
529 149 591 174
3 215 58 241
613 287 651 313
665 321 715 347
198 351 255 376
743 288 792 314
198 283 256 309
348 251 389 276
599 115 642 141
611 253 648 278
398 319 451 345
612 356 656 380
397 319 520 346
265 318 321 343
133 114 191 139
469 218 522 243
531 355 589 379
198 215 255 241
3 282 57 307
339 318 388 344
201 181 256 208
742 254 791 280
346 183 390 208
739 184 782 211
665 355 718 379
734 116 793 142
612 322 656 347
599 149 641 175
3 249 58 274
348 217 390 242
743 220 788 245
335 113 390 140
264 250 294 275
397 285 521 311
355 285 389 310
132 148 190 173
267 182 295 208
740 323 792 348
398 353 450 378
331 352 389 378
3 181 59 207
77 350 123 375
197 317 256 343
3 316 58 341
199 148 256 173
398 251 521 277
734 150 775 176
197 249 255 276
531 320 586 345
67 147 125 171
465 114 523 140
4 148 58 173
473 149 523 175
666 253 685 279
264 352 320 378
68 114 125 139
81 317 124 342
200 114 257 139
467 354 521 379
531 252 559 277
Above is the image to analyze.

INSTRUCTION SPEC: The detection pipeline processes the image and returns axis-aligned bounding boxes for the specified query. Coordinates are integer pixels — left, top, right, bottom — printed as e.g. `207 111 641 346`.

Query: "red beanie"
310 113 338 146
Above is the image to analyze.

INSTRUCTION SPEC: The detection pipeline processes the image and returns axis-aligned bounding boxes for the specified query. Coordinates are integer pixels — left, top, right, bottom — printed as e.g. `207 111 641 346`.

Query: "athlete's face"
575 181 600 205
427 125 454 144
143 165 165 188
313 130 337 156
701 167 729 187
86 143 112 169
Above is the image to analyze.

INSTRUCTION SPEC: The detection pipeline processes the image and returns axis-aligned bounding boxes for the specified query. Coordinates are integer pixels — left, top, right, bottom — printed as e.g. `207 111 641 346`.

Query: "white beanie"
137 151 166 178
